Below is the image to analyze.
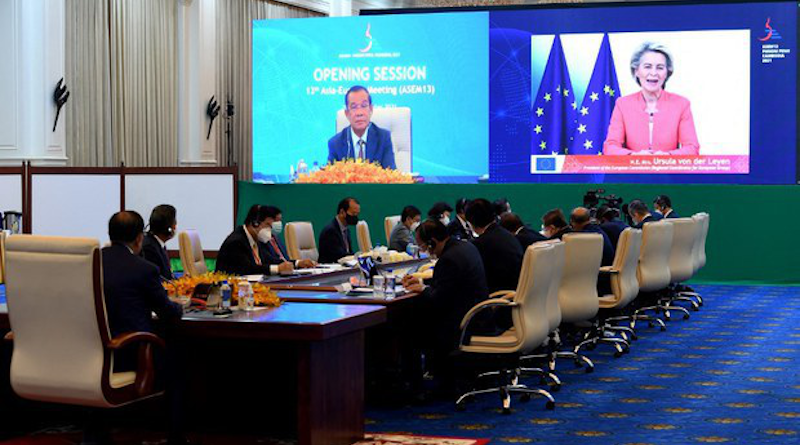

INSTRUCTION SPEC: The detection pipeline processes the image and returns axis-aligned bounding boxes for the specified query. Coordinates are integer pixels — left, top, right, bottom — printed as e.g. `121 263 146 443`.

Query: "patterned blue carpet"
366 285 800 444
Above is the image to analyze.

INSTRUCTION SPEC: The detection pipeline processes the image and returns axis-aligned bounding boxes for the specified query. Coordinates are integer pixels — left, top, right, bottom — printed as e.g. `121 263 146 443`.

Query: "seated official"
570 207 615 267
327 85 396 169
257 205 316 268
428 201 453 226
318 197 360 263
597 205 629 250
447 198 474 241
401 219 489 385
542 208 573 240
466 198 523 294
216 204 294 276
653 194 679 218
499 212 547 250
389 205 421 252
493 197 512 217
142 204 176 280
628 199 663 229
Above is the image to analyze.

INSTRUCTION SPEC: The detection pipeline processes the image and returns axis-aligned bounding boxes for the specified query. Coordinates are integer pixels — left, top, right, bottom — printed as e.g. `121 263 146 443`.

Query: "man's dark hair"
542 209 568 229
427 201 453 219
465 198 496 229
570 208 591 226
401 205 421 222
109 211 145 244
244 204 272 227
596 205 619 222
337 197 359 214
345 85 372 106
416 218 448 245
499 212 524 233
654 195 672 209
493 198 511 217
455 198 471 215
148 204 176 236
262 205 282 219
628 199 650 216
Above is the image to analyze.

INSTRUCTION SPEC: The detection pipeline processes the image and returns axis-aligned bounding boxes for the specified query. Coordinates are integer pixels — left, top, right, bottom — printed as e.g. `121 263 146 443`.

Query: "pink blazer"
603 90 699 155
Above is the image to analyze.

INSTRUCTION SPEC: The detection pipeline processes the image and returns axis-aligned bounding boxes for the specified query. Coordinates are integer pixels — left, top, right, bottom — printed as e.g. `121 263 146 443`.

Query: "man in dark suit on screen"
327 86 396 170
318 197 360 264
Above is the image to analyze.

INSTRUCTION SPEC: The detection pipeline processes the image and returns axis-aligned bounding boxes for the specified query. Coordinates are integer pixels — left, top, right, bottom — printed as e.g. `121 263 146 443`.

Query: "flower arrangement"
163 272 281 308
295 159 414 184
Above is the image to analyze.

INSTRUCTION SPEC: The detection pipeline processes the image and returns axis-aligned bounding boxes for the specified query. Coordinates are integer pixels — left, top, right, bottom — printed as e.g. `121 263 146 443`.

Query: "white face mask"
410 221 420 231
257 227 272 243
440 216 450 226
271 221 283 234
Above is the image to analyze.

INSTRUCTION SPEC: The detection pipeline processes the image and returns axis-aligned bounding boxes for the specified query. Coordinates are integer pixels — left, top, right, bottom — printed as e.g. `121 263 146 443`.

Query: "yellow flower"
295 159 414 184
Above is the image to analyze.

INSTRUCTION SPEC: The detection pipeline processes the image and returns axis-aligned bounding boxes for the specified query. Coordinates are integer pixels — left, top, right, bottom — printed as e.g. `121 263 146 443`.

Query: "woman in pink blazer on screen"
603 42 700 155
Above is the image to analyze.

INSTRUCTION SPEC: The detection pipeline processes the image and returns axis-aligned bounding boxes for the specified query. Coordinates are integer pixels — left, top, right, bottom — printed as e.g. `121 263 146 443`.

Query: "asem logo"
359 23 373 53
758 17 782 41
536 157 556 171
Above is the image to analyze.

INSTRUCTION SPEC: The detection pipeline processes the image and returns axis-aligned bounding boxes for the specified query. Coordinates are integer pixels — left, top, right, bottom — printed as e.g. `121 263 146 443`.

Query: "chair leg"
510 385 556 410
519 366 562 390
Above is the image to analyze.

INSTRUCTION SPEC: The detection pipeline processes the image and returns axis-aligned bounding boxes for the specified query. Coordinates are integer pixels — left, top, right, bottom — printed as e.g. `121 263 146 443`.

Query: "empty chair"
178 230 208 276
677 213 709 306
356 220 373 252
666 218 701 312
600 228 643 342
384 215 401 245
4 235 164 412
456 243 557 414
629 220 674 330
285 222 319 262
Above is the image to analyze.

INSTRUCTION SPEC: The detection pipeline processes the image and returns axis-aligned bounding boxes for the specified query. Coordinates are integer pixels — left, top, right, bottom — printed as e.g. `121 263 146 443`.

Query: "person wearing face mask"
428 202 453 227
142 204 177 280
541 208 573 240
653 195 679 218
259 205 316 268
447 198 475 241
465 198 524 295
628 199 663 229
216 204 295 276
401 219 488 391
318 197 361 264
389 205 421 252
604 42 699 156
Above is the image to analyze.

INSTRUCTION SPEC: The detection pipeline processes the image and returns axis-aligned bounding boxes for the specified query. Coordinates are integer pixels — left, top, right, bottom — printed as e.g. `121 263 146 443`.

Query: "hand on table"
278 261 295 275
296 259 317 268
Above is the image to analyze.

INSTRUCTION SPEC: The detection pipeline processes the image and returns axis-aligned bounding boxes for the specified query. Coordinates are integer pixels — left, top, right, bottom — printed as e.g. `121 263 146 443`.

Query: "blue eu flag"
569 34 620 155
532 35 577 156
536 157 556 171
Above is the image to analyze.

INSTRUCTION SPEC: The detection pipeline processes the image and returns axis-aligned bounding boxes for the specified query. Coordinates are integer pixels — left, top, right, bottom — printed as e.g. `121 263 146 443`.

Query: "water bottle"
297 159 308 175
238 280 254 311
384 269 396 300
220 281 231 309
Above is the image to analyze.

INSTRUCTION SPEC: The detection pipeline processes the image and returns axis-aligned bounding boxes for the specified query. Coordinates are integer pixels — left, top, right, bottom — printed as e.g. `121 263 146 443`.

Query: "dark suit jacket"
327 123 396 170
318 218 353 264
579 223 615 267
600 219 628 250
215 226 283 276
102 243 182 338
516 226 547 250
447 217 474 241
471 223 524 293
548 226 574 241
632 213 663 229
421 238 488 354
662 209 680 219
264 236 290 263
141 233 173 281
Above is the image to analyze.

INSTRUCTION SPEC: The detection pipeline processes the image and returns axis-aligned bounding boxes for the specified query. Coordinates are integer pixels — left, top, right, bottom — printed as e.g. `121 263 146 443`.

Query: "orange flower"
295 159 414 184
163 272 281 308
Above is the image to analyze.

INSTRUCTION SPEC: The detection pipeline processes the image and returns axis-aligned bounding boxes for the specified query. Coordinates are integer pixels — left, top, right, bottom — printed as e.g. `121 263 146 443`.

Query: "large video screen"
252 0 797 184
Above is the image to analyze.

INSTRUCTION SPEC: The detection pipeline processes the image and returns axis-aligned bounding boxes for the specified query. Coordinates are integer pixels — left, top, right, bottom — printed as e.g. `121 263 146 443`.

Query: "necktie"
252 244 262 266
357 139 365 160
270 237 286 261
343 229 350 253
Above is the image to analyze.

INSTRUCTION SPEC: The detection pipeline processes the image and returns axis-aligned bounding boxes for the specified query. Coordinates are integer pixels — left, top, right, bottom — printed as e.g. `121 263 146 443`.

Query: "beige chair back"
4 236 138 408
336 107 412 173
356 221 373 252
515 243 557 352
0 231 6 283
543 240 565 331
384 215 401 245
178 230 207 276
558 233 603 324
668 218 698 284
696 213 710 270
601 228 642 309
285 222 319 262
637 220 673 292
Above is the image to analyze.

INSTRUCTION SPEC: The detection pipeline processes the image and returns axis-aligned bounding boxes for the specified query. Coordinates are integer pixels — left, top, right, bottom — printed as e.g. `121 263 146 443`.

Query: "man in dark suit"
257 205 316 268
102 211 189 445
318 197 360 263
653 195 679 219
542 208 573 240
597 205 629 250
499 212 547 250
401 219 488 387
628 199 663 229
216 204 295 276
142 204 176 280
327 86 396 170
466 198 523 294
570 207 615 267
447 198 474 241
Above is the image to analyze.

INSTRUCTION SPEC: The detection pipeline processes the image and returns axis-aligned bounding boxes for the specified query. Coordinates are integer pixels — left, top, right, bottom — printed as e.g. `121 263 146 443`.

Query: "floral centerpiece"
295 159 414 184
163 272 281 308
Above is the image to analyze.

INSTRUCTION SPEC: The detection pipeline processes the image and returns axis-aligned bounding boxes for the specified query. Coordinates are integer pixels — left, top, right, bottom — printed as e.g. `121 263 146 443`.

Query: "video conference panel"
252 0 797 184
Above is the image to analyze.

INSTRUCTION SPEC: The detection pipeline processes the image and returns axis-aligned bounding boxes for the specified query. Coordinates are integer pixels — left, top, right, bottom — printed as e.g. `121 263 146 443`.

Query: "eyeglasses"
348 101 370 111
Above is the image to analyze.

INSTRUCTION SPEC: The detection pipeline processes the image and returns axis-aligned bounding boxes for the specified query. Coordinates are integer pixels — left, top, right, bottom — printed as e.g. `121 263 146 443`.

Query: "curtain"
215 0 324 180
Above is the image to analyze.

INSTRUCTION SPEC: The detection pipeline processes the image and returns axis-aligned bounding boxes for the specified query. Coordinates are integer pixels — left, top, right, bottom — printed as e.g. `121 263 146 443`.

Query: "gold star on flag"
608 88 615 97
539 141 547 150
572 101 577 110
590 92 599 102
603 85 611 94
544 93 552 102
536 107 544 117
534 125 543 134
584 140 593 149
563 89 569 97
580 106 589 116
577 124 587 134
